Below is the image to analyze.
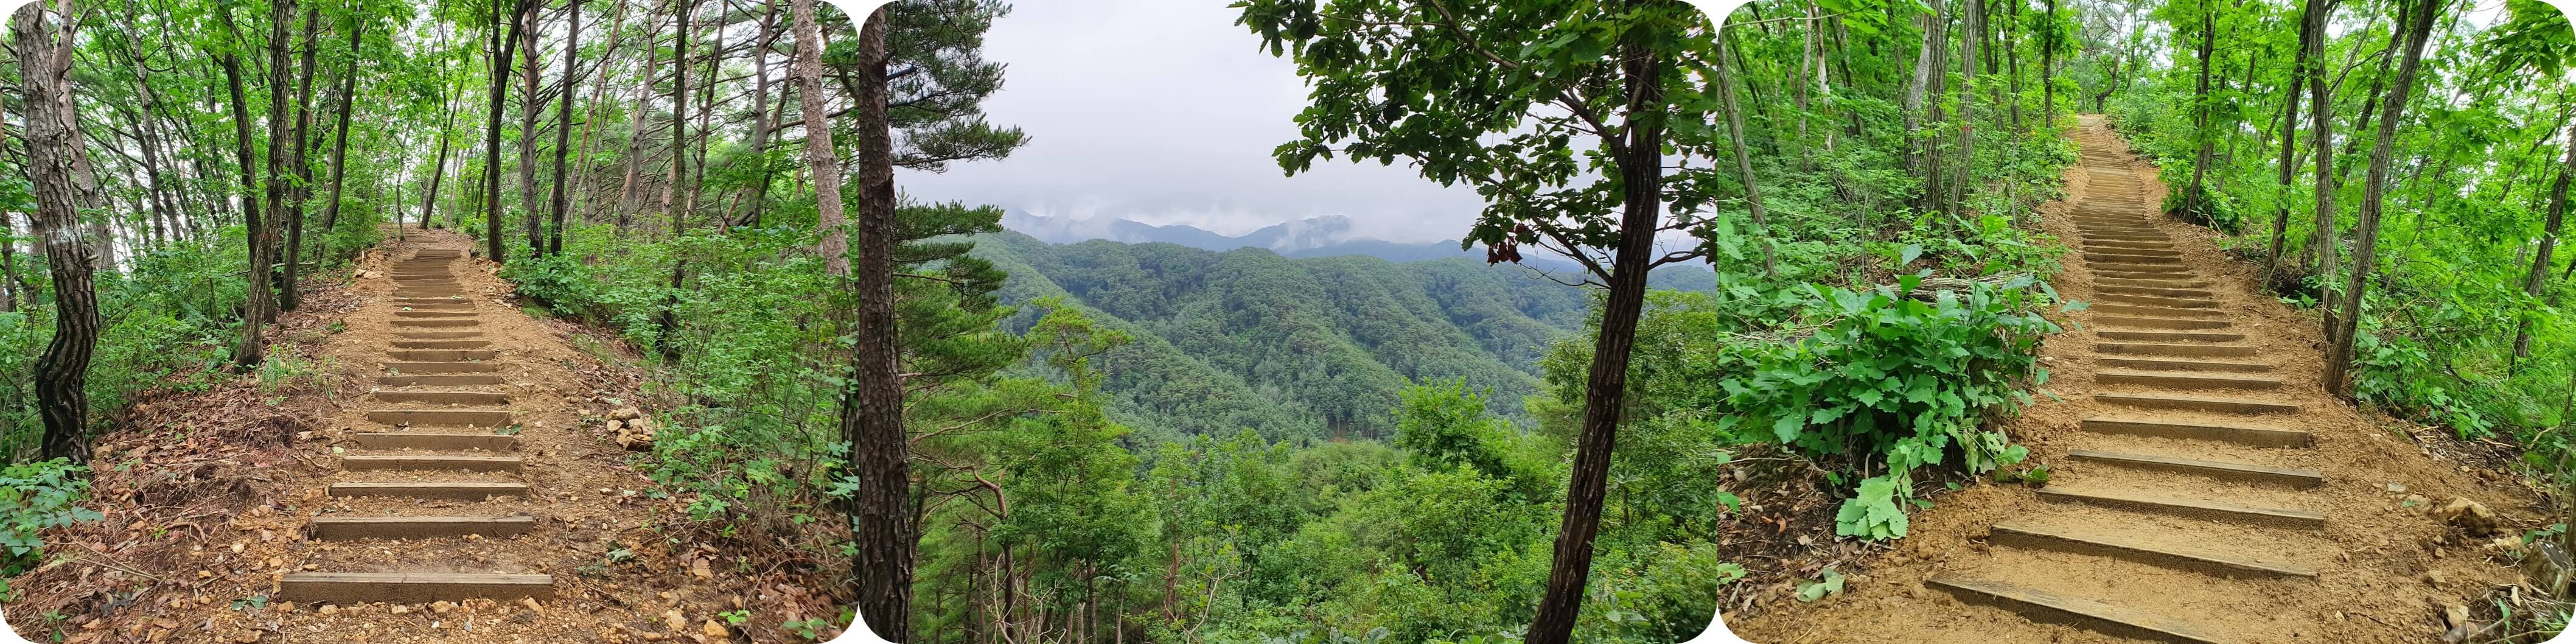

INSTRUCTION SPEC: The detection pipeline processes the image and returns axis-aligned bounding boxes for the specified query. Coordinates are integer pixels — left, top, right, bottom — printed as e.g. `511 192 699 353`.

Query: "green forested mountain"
972 231 1715 441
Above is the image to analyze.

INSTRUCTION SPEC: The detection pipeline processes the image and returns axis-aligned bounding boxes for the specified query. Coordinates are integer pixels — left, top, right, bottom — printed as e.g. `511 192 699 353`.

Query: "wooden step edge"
344 432 519 451
2096 370 2281 390
2095 331 2250 343
2096 357 2273 373
1987 521 2319 578
2095 392 2300 414
341 455 525 472
2064 449 2322 488
1927 574 2229 644
2035 486 2326 530
327 482 532 500
2093 316 2230 330
277 572 554 603
363 410 515 425
2093 343 2260 358
309 516 536 541
2079 417 2311 448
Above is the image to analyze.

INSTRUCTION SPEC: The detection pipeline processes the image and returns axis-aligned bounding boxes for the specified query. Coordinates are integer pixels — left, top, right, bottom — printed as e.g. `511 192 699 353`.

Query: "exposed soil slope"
1726 117 2544 644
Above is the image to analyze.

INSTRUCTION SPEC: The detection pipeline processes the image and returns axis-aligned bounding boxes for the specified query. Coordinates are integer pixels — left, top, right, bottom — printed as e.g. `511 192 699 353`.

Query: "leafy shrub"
498 253 599 320
0 459 102 577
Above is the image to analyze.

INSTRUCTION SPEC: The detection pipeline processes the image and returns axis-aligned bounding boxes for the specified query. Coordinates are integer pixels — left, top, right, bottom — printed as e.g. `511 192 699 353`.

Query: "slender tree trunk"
741 1 778 227
484 0 528 261
321 19 365 256
666 0 691 234
2042 0 2056 120
1901 0 1944 183
821 2 911 638
548 0 583 256
2307 0 2342 344
1715 36 1780 277
570 0 629 220
618 4 664 228
2323 0 2440 394
2182 4 2216 223
279 7 320 311
1526 18 1668 644
518 4 545 257
2005 0 2022 128
2269 0 2322 280
1951 0 1980 215
16 0 101 462
2511 118 2576 365
799 0 848 276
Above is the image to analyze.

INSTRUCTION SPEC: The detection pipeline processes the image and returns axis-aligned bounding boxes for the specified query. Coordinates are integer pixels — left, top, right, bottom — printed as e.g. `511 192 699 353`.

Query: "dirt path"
1726 117 2539 643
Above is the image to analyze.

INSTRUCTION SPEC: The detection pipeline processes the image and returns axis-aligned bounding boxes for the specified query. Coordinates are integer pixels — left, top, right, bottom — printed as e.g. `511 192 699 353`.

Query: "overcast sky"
888 0 1490 242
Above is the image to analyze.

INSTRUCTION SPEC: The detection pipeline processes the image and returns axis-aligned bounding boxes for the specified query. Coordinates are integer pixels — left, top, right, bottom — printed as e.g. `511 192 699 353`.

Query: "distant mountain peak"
1002 212 1366 253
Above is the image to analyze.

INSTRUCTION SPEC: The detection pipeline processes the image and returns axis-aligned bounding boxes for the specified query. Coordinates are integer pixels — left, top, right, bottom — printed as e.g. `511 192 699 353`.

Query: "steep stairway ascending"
1919 130 2330 643
276 245 553 603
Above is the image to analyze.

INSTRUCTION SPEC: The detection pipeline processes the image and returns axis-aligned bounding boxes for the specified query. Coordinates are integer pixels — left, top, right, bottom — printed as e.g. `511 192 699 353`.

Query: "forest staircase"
1921 131 2326 644
275 243 554 603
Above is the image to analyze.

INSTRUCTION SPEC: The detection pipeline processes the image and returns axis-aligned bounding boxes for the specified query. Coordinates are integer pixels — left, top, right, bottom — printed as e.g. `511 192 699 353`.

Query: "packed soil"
4 227 850 643
1724 117 2553 643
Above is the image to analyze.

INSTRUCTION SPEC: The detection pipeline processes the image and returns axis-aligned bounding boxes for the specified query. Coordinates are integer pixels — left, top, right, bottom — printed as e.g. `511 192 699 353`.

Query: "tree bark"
15 0 102 463
739 1 780 227
548 0 583 256
666 0 691 234
2182 4 2216 223
2041 0 2056 120
800 0 849 276
2323 0 2440 394
484 0 528 261
1524 15 1667 644
2268 0 2322 279
1714 35 1780 277
2306 0 2342 346
2511 117 2576 365
822 2 910 639
518 2 546 257
321 19 366 255
280 7 321 311
1951 0 1980 214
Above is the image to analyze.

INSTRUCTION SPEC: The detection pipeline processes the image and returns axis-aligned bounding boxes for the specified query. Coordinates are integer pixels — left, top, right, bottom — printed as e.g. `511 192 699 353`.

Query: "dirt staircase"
276 244 554 604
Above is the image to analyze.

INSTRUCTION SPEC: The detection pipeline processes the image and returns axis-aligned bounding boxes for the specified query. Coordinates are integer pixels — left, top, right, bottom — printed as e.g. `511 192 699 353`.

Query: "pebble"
2386 483 2407 493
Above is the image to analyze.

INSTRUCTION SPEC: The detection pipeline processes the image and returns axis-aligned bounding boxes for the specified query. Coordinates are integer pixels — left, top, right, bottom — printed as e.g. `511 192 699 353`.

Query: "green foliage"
0 459 102 577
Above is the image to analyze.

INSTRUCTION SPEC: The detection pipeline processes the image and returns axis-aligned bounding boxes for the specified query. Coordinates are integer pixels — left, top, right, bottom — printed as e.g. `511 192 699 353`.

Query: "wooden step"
385 361 500 373
2087 239 2177 250
309 516 536 541
374 390 509 405
394 331 482 339
2098 292 2216 308
278 572 553 603
342 454 523 472
393 310 476 318
329 482 531 501
2081 416 2309 447
346 432 517 451
2096 284 2215 298
2096 329 2244 342
1987 520 2319 578
365 409 513 425
391 339 491 349
2065 450 2322 488
2093 303 2228 318
389 349 500 362
2098 278 2212 290
380 374 506 387
393 318 479 328
2096 370 2281 390
2085 248 2184 259
2036 486 2325 530
2095 316 2230 330
391 299 474 307
2098 356 2272 373
2085 253 2180 265
2095 392 2299 414
2095 342 2257 358
2089 262 2193 275
1927 575 2223 644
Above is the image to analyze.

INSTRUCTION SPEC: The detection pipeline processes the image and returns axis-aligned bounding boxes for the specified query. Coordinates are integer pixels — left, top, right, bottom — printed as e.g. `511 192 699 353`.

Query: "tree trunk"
618 3 663 228
1715 35 1780 277
666 0 691 234
2306 0 2342 346
1525 18 1667 644
518 4 545 257
2268 0 2322 279
548 0 583 256
484 0 528 261
824 3 911 639
1901 0 1944 182
799 0 849 276
279 7 321 311
2182 4 2216 223
2511 117 2576 365
2041 0 2056 120
2323 0 2440 394
570 0 629 222
15 0 102 463
740 1 779 227
1952 0 1980 215
321 19 365 256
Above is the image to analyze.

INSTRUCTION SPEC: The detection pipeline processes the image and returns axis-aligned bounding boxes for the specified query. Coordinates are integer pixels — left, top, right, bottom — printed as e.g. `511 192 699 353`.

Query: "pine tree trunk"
2323 0 2440 394
666 0 690 234
740 2 778 227
822 2 912 639
548 0 583 256
15 0 102 462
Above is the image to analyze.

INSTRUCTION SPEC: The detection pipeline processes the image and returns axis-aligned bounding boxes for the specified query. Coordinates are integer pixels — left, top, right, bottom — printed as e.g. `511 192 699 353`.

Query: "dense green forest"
2 0 2572 641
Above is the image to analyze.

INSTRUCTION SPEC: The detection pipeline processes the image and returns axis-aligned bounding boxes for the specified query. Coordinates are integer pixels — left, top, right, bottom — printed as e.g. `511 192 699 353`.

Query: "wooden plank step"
1988 520 2319 578
2098 356 2272 373
394 331 481 339
2098 292 2216 308
2095 392 2299 414
380 374 506 387
2084 234 2173 243
2089 262 2193 275
385 361 500 373
393 310 476 318
374 390 509 405
2084 253 2180 265
2097 284 2215 298
2094 316 2230 330
2093 303 2228 318
391 340 491 349
2096 329 2245 342
393 319 478 328
389 349 500 362
329 482 531 501
2081 416 2309 447
2095 342 2257 358
1927 575 2225 644
2036 486 2325 530
2098 278 2212 289
2086 239 2177 250
309 516 536 541
2097 370 2280 390
341 454 523 472
365 409 513 425
346 432 517 451
2065 450 2322 488
391 299 473 307
2096 270 2202 281
277 572 553 603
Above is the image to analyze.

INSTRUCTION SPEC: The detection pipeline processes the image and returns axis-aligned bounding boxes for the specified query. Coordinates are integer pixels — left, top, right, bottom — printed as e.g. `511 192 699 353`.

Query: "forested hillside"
974 231 1716 441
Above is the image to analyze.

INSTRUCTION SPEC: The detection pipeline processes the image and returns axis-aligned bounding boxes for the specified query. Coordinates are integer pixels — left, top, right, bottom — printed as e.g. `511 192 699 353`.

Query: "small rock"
319 604 339 615
391 605 412 615
664 609 688 631
2438 497 2499 536
2422 570 2445 586
234 631 262 643
703 621 728 639
2386 483 2407 493
612 407 644 421
521 597 543 613
2404 494 2431 511
2443 603 2476 642
691 558 713 579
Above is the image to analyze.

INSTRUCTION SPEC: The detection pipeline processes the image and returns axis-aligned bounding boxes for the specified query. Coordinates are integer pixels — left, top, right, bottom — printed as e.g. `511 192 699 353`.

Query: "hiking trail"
1728 117 2538 643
